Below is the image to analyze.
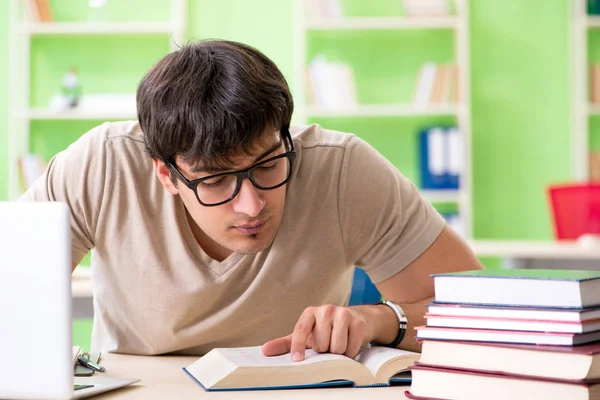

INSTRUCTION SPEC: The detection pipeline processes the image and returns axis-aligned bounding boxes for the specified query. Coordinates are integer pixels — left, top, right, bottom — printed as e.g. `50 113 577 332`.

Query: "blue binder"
418 127 460 190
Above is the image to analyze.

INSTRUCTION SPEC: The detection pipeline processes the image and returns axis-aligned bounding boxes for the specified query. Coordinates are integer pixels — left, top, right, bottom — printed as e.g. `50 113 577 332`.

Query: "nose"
231 179 265 217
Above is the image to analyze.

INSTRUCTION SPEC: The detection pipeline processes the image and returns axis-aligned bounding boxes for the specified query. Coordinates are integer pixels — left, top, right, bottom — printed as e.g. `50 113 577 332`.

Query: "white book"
413 63 437 109
432 269 600 308
304 0 323 20
324 0 343 18
336 62 358 108
183 345 418 390
446 127 463 175
427 128 446 176
308 55 330 108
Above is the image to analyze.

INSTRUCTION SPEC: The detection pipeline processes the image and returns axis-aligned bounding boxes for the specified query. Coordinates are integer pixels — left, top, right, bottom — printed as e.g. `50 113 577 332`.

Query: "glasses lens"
251 156 292 189
194 155 293 206
195 174 238 205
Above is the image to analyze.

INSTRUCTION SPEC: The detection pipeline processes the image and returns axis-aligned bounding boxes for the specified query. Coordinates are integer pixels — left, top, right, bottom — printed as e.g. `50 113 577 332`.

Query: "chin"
230 232 275 255
235 239 273 255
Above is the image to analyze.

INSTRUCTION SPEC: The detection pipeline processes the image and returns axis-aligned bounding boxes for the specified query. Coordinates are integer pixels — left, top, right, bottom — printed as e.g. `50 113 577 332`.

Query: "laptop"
0 202 139 399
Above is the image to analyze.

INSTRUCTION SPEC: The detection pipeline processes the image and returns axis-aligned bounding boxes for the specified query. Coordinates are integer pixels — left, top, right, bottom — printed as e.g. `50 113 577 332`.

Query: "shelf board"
306 103 459 118
25 108 137 120
589 104 600 115
587 16 600 28
305 16 458 30
421 189 462 203
16 22 173 35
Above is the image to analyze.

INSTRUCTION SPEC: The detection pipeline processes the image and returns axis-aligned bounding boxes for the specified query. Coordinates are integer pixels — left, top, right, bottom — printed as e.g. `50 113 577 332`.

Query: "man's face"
160 130 289 259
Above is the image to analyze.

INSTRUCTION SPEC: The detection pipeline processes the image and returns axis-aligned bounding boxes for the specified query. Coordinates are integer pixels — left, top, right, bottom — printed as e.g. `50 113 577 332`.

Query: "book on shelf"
427 302 600 322
402 0 451 17
415 325 600 346
419 340 600 382
432 269 600 308
23 0 54 23
412 63 459 109
406 363 600 400
17 153 47 192
304 0 343 20
591 64 600 104
182 345 417 391
590 151 600 181
419 126 462 190
306 55 358 110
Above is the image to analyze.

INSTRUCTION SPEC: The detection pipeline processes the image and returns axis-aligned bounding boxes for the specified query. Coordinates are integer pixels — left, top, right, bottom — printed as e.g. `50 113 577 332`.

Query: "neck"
186 211 233 262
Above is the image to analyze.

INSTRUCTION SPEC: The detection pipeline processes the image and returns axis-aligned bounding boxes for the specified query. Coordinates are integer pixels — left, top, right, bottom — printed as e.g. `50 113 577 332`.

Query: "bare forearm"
352 296 432 353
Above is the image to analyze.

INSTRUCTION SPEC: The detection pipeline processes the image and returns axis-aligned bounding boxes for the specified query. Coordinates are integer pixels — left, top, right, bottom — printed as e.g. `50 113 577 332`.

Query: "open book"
183 345 419 391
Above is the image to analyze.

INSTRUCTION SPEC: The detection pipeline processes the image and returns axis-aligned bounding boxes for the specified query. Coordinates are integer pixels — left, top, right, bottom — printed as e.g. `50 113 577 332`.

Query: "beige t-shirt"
21 121 445 355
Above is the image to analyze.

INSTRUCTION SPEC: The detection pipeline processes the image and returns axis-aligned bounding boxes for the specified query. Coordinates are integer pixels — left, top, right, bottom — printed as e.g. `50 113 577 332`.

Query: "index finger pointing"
290 310 316 362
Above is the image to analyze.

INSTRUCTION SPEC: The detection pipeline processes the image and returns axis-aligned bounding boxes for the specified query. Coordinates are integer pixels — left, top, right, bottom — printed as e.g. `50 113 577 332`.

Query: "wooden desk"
92 354 411 399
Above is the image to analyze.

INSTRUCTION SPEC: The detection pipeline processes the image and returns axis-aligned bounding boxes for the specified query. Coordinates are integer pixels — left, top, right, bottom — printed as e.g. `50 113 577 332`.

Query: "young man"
21 40 483 360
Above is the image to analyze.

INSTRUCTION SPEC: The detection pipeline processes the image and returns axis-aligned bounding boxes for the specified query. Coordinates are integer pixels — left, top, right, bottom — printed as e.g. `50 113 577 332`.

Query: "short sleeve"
19 123 109 265
338 136 446 284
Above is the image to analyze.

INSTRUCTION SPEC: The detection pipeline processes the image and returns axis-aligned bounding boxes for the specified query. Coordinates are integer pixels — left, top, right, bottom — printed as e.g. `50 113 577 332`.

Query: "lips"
234 218 268 235
236 221 265 229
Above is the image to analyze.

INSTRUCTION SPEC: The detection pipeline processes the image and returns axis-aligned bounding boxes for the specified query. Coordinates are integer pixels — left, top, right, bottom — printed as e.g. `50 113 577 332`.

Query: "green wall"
0 0 8 200
0 0 575 345
0 0 573 239
471 1 571 240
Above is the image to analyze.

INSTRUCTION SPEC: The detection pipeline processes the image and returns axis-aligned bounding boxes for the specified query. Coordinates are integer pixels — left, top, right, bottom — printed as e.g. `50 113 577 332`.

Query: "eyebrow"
190 139 284 173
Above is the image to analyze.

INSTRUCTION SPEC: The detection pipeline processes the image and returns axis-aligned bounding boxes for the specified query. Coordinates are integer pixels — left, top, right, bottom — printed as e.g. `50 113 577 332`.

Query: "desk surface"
93 354 410 399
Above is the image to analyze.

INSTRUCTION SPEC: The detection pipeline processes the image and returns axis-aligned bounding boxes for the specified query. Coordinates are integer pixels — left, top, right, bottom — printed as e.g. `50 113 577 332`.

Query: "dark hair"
137 39 294 170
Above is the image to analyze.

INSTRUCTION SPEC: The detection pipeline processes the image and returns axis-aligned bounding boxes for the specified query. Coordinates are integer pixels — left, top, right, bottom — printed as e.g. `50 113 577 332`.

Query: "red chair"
548 184 600 240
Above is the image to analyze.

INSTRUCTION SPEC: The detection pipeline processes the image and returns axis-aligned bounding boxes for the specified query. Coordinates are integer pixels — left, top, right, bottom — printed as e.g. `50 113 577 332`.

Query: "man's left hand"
261 305 373 361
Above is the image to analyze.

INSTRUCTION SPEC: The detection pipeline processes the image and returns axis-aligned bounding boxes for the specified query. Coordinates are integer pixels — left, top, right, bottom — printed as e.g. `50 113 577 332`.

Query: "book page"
218 346 350 367
354 345 417 377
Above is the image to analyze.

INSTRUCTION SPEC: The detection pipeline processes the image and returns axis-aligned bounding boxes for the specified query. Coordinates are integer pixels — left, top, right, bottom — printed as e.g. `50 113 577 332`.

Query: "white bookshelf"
293 0 473 238
421 189 464 203
573 1 589 180
570 1 600 180
24 107 138 121
7 0 187 200
306 16 458 30
590 104 600 115
16 22 173 35
306 103 461 118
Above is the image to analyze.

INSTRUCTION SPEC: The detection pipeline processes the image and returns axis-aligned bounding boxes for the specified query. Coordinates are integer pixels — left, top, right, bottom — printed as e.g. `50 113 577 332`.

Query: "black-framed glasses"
167 128 296 207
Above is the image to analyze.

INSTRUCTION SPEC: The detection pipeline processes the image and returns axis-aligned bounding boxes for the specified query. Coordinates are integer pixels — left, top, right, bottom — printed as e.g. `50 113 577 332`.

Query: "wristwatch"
375 300 408 348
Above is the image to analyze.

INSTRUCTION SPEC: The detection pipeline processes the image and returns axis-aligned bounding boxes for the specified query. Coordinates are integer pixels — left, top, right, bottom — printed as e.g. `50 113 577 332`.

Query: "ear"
153 159 180 196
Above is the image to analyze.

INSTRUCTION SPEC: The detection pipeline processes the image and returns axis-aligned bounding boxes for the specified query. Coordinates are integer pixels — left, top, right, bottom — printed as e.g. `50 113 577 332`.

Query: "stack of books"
407 269 600 400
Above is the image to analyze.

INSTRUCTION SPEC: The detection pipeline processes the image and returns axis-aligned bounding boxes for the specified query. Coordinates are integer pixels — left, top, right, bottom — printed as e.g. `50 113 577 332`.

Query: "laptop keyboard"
74 384 94 391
